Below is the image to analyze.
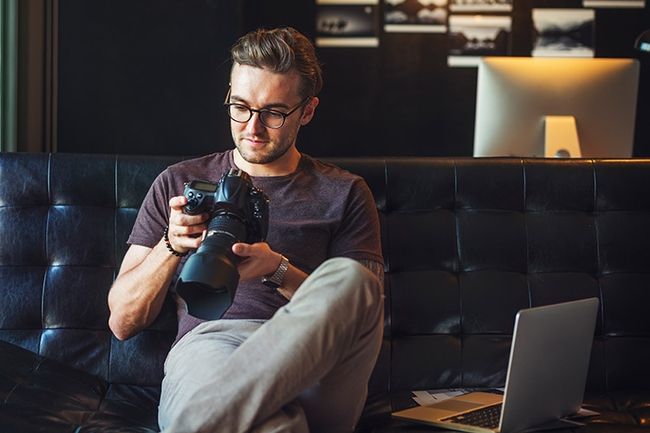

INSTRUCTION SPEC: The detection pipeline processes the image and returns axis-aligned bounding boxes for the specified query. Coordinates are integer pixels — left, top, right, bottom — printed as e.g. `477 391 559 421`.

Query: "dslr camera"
174 168 269 320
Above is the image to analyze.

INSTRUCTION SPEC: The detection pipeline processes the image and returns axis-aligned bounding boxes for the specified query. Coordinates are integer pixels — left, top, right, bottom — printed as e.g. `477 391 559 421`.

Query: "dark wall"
57 0 650 157
57 0 239 156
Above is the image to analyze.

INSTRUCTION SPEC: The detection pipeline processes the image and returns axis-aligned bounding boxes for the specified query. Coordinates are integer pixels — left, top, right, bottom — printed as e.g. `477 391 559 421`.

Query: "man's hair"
230 27 323 98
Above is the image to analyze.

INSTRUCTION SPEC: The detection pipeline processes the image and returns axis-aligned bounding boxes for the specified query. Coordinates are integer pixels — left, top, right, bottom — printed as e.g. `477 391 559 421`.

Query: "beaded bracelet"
163 226 189 257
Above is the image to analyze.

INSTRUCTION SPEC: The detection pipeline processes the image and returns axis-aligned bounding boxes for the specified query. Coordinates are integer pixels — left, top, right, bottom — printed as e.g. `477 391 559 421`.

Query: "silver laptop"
392 298 599 433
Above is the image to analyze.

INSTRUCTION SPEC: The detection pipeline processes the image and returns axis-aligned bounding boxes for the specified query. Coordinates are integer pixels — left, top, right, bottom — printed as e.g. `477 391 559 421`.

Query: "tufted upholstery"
1 153 650 432
0 153 180 431
354 158 650 432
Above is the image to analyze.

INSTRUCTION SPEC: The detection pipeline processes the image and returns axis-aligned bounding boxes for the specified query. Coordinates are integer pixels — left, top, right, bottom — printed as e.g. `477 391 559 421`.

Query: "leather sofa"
1 152 649 432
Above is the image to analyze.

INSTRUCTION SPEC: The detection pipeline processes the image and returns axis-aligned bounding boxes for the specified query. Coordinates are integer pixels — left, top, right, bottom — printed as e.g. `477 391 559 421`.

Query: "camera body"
175 168 269 320
182 170 268 243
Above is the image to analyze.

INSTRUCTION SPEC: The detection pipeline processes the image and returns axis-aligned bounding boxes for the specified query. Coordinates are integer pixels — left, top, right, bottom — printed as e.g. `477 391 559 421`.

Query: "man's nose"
246 112 266 133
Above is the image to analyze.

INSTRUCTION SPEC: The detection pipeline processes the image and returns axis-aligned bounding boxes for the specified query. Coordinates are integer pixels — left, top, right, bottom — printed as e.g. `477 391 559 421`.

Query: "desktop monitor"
473 57 640 158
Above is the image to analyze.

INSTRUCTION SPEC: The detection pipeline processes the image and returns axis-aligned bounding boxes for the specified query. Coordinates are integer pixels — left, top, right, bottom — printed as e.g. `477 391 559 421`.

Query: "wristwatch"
261 255 289 289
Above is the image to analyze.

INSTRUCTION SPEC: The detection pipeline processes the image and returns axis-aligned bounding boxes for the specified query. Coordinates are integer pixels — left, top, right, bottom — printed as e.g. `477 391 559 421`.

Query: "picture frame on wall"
582 0 644 8
532 8 595 57
316 0 380 47
447 15 512 67
449 0 512 12
384 0 449 33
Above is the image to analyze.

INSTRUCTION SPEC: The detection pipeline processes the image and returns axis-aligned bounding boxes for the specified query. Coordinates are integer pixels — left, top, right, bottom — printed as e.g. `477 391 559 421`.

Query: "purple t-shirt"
128 150 383 326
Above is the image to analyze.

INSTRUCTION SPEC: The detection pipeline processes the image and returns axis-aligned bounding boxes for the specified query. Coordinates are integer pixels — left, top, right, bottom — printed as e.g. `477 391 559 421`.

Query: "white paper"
412 388 471 406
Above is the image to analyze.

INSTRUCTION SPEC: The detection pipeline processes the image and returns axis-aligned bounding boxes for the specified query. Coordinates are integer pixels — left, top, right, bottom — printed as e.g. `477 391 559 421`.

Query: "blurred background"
3 0 649 157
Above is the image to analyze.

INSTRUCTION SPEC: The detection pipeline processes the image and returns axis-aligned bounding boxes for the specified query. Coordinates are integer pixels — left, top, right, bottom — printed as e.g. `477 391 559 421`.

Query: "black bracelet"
163 226 189 258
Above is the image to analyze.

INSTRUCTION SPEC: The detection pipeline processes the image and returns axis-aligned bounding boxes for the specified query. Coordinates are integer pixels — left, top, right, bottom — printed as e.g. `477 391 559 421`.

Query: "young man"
108 27 384 433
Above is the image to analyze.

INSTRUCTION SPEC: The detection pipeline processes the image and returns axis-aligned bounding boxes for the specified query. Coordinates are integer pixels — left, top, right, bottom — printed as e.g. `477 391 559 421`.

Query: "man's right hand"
167 195 210 254
108 196 210 340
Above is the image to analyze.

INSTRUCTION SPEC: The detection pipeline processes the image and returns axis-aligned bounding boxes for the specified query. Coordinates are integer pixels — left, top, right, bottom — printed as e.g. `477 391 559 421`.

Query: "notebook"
392 297 599 433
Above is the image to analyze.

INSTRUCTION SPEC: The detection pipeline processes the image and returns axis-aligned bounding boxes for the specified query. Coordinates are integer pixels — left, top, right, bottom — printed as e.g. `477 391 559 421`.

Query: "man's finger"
169 195 188 210
232 243 251 257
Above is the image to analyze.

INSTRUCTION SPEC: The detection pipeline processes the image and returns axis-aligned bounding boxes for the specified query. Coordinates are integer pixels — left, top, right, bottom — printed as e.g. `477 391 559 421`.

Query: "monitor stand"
544 115 583 158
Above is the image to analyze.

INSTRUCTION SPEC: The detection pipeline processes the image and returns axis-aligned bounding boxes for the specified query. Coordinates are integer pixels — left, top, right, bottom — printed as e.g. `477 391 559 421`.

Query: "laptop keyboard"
442 403 503 429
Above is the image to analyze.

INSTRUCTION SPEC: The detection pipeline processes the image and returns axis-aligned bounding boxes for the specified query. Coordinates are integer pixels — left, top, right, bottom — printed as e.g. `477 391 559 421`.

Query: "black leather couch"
1 153 650 432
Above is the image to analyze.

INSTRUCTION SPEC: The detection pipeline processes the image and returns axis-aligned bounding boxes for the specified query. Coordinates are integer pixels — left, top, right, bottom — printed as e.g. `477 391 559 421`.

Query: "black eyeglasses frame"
223 87 312 129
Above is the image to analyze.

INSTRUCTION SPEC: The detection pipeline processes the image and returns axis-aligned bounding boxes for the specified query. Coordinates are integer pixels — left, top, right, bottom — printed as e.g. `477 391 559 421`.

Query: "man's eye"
231 104 250 113
262 110 284 120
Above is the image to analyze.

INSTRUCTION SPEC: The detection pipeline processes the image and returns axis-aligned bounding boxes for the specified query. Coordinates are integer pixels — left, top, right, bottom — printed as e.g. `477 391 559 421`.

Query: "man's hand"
108 196 209 341
231 242 282 282
167 196 209 254
232 242 308 299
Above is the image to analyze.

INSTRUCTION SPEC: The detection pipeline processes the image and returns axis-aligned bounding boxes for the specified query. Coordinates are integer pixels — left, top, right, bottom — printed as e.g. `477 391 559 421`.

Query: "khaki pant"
159 257 384 433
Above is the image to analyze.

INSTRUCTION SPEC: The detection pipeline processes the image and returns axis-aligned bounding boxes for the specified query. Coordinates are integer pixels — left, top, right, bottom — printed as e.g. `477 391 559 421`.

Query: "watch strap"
262 255 289 289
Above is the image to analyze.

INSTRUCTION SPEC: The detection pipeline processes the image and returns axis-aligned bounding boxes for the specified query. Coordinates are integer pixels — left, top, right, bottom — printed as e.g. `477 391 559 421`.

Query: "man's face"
228 63 316 165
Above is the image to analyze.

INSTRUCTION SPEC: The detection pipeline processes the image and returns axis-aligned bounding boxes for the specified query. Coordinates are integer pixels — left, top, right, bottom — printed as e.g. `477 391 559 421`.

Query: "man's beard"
233 122 300 165
235 137 292 165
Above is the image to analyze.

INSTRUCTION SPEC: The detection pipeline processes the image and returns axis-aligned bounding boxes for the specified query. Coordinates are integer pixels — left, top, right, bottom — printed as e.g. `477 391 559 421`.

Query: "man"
108 27 384 433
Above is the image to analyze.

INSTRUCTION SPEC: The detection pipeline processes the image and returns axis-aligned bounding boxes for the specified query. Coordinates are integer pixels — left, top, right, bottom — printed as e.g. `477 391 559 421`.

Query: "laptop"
392 297 599 433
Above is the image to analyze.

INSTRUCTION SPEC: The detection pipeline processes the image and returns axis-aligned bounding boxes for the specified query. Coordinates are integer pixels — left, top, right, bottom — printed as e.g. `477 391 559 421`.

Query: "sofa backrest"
0 153 181 387
1 153 650 395
333 158 650 396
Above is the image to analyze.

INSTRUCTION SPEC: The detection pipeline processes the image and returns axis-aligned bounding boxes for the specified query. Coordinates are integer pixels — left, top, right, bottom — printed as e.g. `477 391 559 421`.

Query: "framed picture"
384 0 448 33
316 0 380 47
449 0 512 13
448 15 511 67
583 0 644 8
532 9 595 57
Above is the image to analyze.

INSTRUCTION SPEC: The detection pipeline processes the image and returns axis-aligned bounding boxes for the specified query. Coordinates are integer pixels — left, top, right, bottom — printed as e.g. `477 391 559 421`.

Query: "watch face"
262 277 281 289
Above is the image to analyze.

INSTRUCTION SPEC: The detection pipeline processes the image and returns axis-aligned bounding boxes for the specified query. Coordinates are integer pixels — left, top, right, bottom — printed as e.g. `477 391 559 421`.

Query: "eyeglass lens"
227 105 286 129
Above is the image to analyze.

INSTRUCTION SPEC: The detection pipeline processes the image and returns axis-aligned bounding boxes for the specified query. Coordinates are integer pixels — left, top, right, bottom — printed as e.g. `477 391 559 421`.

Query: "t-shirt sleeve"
329 177 383 266
127 170 174 248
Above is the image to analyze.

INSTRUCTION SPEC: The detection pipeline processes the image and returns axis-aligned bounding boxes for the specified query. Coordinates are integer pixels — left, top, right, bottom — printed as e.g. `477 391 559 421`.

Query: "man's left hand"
232 242 282 282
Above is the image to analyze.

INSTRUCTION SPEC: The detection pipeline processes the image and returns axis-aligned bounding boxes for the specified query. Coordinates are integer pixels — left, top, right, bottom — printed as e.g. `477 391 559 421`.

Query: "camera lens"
175 169 268 320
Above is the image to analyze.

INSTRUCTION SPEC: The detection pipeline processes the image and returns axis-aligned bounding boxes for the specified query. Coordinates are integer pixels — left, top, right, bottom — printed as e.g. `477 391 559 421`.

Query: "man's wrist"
262 255 289 289
163 226 189 257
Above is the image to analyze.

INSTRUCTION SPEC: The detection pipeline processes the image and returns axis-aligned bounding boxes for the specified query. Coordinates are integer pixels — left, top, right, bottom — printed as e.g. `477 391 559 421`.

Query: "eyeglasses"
223 87 311 129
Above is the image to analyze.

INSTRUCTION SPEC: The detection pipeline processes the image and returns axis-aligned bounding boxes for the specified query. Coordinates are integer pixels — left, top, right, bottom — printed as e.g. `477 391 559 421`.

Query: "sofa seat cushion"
0 340 160 432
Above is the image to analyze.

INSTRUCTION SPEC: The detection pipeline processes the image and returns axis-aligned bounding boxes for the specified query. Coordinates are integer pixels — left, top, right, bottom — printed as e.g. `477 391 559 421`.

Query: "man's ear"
300 97 320 126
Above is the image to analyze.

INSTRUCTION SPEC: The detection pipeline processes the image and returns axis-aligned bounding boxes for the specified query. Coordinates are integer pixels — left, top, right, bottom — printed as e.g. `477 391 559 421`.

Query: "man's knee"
316 258 383 307
320 257 379 283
